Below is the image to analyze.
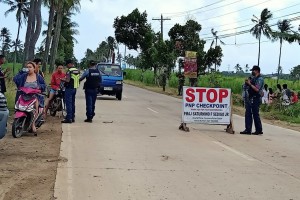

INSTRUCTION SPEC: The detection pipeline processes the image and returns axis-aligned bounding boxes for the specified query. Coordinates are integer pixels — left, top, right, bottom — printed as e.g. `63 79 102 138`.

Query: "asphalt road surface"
54 84 300 200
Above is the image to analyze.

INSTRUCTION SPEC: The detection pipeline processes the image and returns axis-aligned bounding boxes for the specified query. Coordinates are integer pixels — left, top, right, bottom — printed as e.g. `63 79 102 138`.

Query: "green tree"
272 19 294 83
245 64 249 73
48 0 86 72
1 0 30 74
234 63 243 73
0 27 12 55
204 46 223 72
114 8 152 51
210 29 225 71
35 44 44 58
290 65 300 81
250 8 273 67
168 20 206 75
11 39 23 62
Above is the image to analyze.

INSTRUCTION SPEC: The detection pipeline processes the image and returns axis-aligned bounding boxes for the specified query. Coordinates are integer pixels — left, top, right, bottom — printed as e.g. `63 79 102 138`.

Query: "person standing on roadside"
33 58 45 78
262 84 269 104
61 59 80 123
240 65 264 135
177 73 184 96
0 55 10 94
79 60 101 123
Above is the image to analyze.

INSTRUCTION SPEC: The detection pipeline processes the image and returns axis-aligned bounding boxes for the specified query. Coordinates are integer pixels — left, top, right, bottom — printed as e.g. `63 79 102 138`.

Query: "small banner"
182 87 232 125
184 51 197 78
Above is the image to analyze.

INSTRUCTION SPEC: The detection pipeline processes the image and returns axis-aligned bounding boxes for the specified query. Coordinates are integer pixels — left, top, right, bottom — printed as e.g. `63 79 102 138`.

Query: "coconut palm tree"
0 27 12 55
49 0 82 72
210 28 225 71
250 8 273 67
0 0 30 73
272 19 294 83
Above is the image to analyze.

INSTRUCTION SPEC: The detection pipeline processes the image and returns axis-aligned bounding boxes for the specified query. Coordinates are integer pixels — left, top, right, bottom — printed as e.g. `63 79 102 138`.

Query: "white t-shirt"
262 88 269 104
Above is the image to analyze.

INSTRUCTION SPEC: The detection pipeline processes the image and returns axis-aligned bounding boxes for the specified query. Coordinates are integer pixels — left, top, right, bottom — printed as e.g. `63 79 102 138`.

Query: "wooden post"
226 92 235 134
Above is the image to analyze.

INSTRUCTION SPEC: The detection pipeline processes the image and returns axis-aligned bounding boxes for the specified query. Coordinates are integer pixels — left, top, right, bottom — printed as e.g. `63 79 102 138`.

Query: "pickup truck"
97 63 125 100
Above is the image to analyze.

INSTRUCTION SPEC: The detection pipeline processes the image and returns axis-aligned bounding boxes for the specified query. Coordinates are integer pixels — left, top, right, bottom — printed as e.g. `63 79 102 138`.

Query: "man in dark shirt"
240 65 264 135
79 60 101 123
0 55 10 94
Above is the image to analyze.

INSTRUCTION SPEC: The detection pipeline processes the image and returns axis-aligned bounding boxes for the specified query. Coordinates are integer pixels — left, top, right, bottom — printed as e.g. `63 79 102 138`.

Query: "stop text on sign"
185 88 229 103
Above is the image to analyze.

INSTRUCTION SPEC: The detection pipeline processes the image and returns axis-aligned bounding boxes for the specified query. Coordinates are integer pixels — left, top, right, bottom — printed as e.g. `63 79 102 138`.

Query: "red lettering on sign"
196 88 206 102
185 88 229 103
207 89 218 103
185 88 195 102
219 89 229 103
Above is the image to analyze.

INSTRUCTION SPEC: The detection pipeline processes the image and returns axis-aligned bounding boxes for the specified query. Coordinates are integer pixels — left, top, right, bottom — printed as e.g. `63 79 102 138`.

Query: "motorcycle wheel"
12 117 26 138
50 109 57 117
49 100 57 116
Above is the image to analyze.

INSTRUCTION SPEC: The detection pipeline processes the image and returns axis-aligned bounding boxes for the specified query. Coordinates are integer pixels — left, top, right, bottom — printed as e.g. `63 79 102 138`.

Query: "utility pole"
152 14 171 40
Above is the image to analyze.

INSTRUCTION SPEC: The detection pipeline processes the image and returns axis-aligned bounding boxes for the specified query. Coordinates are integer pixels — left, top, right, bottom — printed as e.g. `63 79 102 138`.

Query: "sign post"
179 86 234 134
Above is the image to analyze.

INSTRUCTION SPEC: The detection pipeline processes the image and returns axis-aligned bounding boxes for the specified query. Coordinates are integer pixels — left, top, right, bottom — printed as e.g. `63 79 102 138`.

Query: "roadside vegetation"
125 69 300 124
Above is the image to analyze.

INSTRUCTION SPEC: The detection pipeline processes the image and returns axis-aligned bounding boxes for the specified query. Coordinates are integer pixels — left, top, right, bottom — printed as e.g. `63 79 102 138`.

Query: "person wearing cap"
61 59 80 123
240 65 264 135
79 60 101 123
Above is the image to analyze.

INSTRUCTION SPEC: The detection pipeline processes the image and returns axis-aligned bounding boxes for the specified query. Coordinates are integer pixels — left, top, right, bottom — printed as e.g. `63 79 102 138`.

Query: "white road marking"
213 141 256 162
147 107 159 114
123 95 128 99
67 124 73 200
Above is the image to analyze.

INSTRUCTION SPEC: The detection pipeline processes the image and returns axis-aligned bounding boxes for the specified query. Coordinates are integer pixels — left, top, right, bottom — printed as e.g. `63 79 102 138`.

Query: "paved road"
55 84 300 200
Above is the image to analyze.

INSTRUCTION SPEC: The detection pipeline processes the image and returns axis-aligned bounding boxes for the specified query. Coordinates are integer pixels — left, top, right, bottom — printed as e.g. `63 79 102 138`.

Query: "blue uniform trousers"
85 88 97 119
245 97 262 133
65 88 76 121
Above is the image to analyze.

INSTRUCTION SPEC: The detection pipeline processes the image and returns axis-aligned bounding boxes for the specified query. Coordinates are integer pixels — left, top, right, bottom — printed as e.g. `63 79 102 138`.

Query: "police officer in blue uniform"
240 65 264 135
61 59 80 123
79 60 101 123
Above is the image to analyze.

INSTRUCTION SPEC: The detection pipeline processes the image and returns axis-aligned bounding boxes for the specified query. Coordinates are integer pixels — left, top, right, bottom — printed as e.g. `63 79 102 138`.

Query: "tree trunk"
49 3 63 73
23 0 36 64
277 38 283 84
13 20 21 75
28 0 42 60
258 35 261 66
42 1 55 72
23 0 42 63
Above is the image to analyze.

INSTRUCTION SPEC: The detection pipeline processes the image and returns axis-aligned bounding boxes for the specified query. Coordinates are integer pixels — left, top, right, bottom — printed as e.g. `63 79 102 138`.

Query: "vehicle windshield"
97 64 122 76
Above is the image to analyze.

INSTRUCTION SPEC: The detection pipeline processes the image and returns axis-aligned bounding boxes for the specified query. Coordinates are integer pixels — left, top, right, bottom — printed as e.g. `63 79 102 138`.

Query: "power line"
200 11 300 37
167 0 244 18
152 15 171 40
201 2 300 31
196 0 272 22
163 0 227 15
201 15 300 40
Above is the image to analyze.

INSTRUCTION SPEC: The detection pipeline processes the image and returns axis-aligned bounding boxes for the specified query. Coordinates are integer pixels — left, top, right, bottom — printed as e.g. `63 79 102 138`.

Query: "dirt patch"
0 116 62 200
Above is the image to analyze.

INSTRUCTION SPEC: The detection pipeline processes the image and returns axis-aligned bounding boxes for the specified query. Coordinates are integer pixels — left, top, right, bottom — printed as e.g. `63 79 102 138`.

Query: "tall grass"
125 69 300 94
124 69 300 124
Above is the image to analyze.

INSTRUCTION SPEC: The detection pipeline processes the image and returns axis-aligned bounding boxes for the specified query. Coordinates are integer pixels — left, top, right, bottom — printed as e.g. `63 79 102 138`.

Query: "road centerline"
213 141 257 162
147 107 159 114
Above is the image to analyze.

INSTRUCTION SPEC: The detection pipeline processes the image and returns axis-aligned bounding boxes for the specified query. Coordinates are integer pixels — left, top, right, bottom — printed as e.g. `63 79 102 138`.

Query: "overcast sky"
0 0 299 74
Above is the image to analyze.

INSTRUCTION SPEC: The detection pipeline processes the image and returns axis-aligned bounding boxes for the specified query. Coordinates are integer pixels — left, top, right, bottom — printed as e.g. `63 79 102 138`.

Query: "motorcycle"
48 82 66 117
12 87 45 138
